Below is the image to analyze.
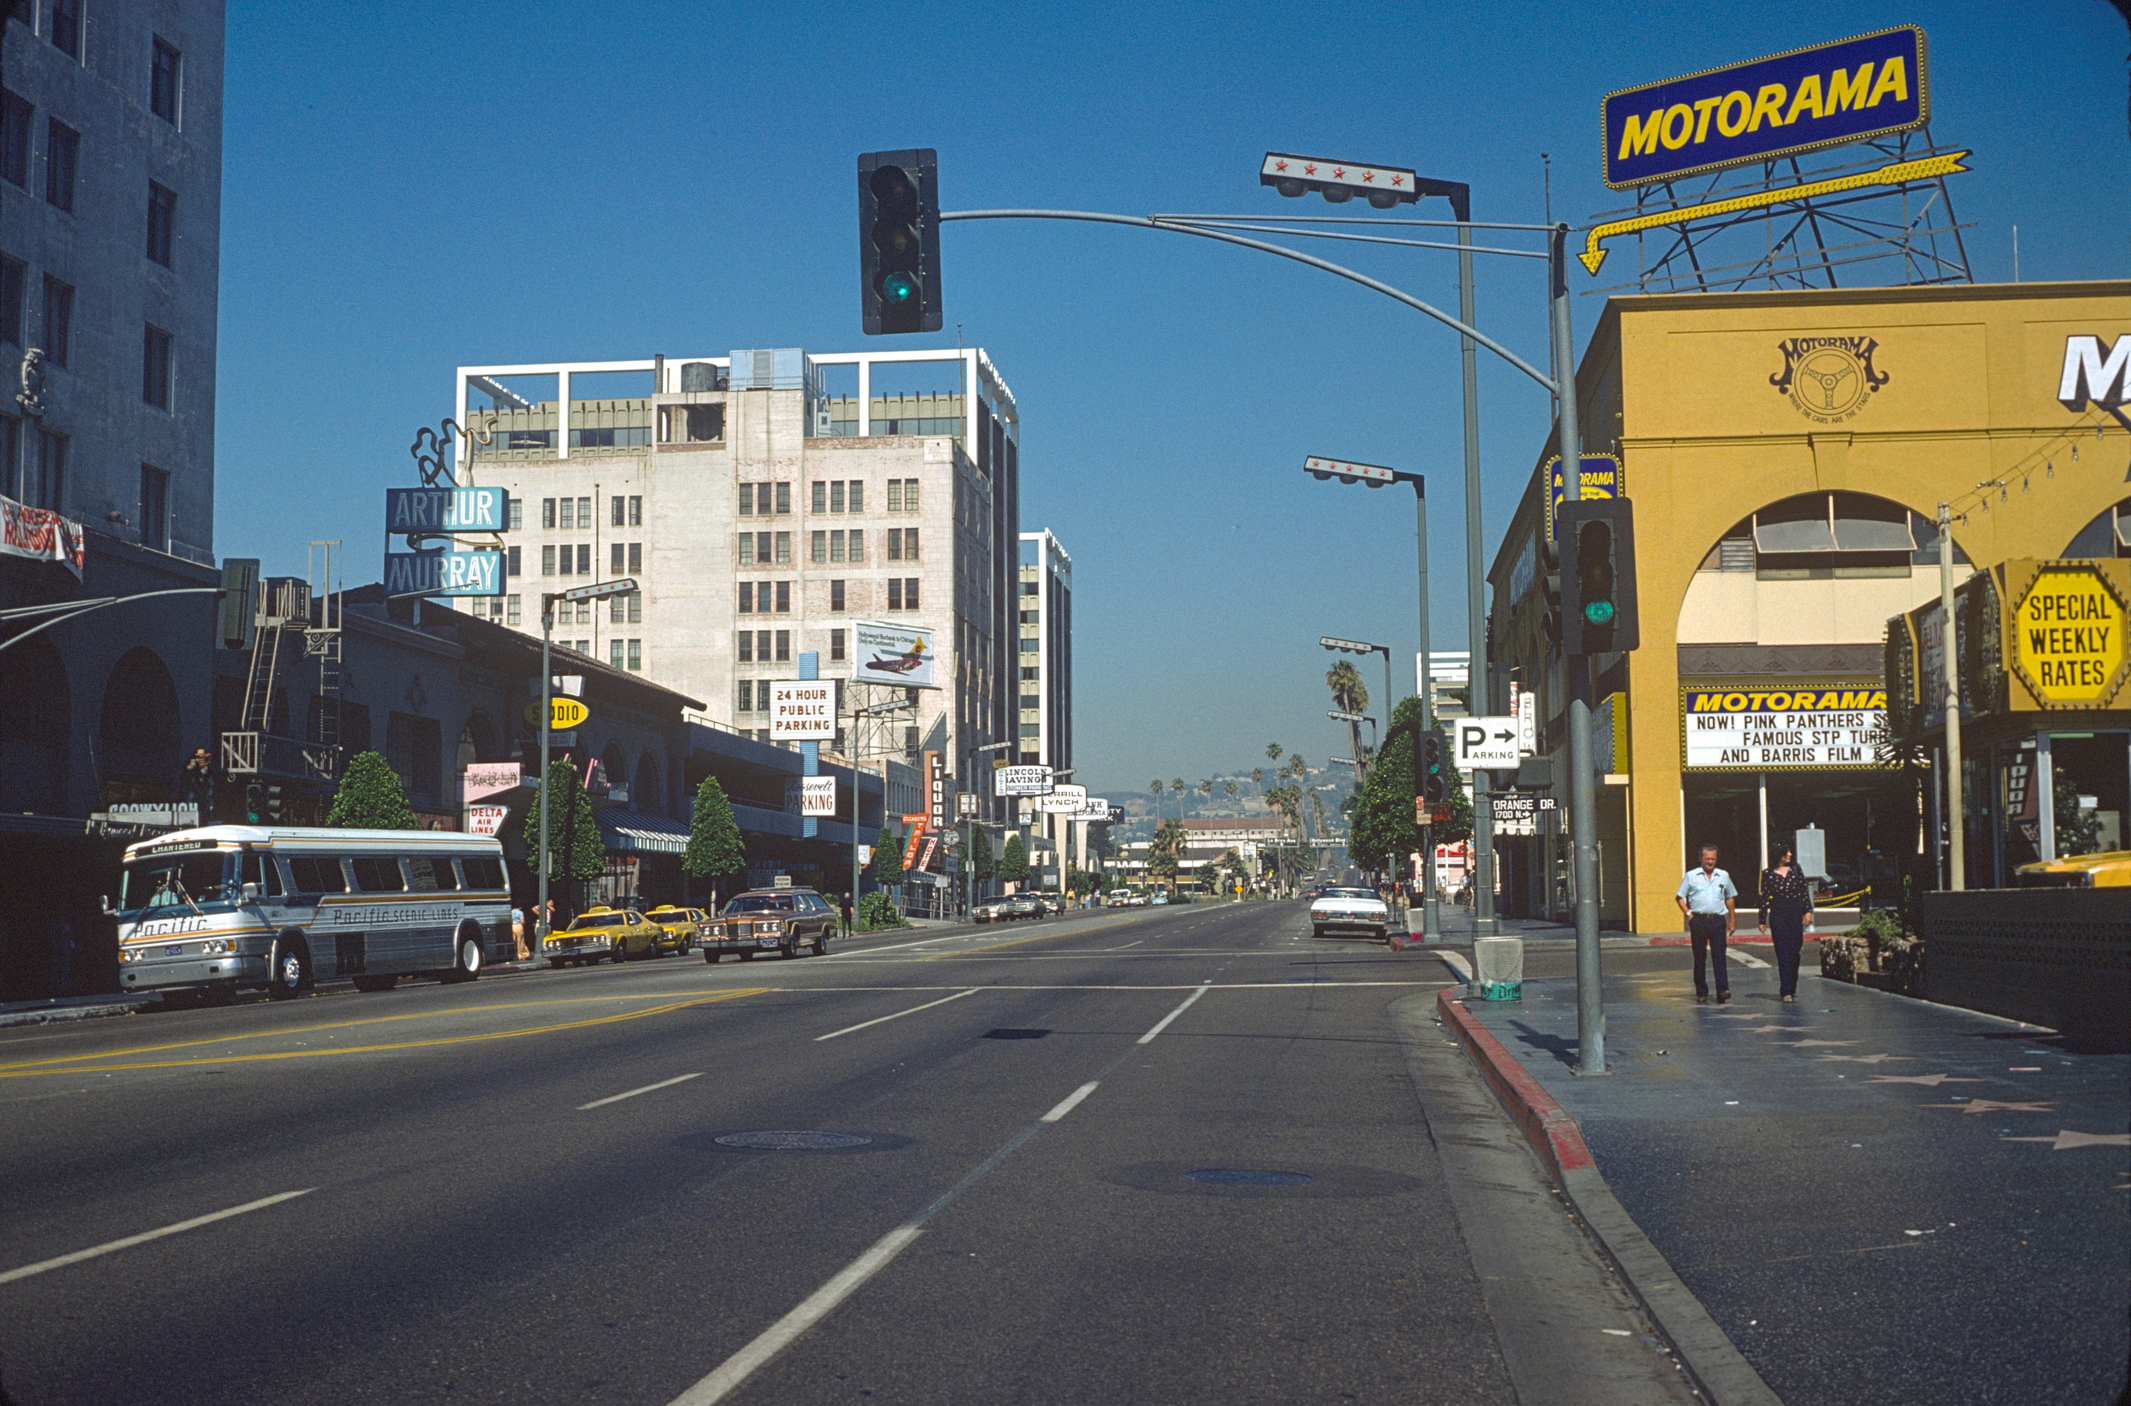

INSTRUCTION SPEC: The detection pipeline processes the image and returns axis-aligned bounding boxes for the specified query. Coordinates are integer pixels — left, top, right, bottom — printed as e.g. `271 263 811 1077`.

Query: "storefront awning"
594 808 692 855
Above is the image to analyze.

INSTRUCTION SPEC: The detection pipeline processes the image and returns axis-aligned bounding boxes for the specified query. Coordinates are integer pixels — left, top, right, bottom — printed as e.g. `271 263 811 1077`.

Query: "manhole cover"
982 1028 1050 1040
1183 1169 1315 1187
713 1131 873 1151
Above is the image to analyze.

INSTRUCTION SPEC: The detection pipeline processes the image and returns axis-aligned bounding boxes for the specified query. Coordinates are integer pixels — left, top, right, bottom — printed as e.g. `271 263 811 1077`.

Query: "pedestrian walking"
1757 846 1814 1003
1674 845 1738 1004
511 907 528 961
840 892 853 939
179 748 213 815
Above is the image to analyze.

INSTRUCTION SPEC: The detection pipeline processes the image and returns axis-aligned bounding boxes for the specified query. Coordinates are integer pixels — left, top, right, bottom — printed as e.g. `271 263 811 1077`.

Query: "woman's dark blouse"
1760 867 1813 916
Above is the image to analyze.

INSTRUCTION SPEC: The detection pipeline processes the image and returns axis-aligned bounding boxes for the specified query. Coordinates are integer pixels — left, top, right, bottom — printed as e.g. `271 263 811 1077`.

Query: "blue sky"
214 0 2129 797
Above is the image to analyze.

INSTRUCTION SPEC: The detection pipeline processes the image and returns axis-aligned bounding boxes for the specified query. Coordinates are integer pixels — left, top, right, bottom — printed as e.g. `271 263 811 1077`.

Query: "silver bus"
114 826 513 1000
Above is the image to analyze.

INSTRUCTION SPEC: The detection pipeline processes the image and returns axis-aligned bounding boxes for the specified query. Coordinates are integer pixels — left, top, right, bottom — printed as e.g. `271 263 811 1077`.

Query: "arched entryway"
0 634 70 814
98 648 181 805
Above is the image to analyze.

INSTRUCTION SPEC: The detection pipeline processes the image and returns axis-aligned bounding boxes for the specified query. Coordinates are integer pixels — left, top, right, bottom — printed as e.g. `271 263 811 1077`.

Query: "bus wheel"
443 928 484 983
352 974 398 993
267 937 310 1000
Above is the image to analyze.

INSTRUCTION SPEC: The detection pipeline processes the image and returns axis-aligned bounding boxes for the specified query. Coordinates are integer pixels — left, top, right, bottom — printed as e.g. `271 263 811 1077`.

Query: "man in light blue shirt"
1674 845 1738 1004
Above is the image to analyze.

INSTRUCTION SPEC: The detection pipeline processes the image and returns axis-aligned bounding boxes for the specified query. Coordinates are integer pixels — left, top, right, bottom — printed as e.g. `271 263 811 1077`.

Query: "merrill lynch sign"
1681 686 1886 771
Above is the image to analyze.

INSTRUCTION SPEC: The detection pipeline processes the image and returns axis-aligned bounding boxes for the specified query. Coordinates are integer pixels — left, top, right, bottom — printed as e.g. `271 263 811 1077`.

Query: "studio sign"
1771 335 1890 423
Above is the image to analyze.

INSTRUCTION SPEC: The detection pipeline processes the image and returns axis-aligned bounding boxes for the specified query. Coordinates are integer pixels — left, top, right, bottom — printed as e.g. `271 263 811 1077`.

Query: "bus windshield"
120 851 236 913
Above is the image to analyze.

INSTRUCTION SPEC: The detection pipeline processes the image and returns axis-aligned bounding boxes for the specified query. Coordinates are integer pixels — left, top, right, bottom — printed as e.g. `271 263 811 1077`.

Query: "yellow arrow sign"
524 697 589 730
1579 151 1971 276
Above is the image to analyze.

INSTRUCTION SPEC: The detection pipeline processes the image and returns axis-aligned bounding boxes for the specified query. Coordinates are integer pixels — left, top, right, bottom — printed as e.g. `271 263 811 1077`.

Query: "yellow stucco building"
1488 280 2131 931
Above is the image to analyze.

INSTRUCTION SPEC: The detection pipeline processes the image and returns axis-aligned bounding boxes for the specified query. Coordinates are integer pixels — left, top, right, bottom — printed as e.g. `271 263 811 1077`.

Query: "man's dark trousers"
1690 913 1730 998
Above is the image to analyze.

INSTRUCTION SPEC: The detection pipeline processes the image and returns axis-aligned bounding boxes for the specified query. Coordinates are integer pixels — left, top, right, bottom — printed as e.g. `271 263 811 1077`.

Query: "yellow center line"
0 989 771 1080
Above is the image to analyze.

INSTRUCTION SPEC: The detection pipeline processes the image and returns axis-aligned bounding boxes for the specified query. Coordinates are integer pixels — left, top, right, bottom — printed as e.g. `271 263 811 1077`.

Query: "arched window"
0 634 70 814
635 749 663 815
601 743 629 801
458 712 500 771
2063 498 2131 559
99 648 181 801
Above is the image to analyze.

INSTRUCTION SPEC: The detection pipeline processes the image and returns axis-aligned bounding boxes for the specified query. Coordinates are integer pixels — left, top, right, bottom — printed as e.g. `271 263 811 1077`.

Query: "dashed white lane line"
0 1188 317 1285
667 981 1221 1405
813 989 979 1042
578 1072 702 1110
1107 940 1144 950
1041 1080 1101 1122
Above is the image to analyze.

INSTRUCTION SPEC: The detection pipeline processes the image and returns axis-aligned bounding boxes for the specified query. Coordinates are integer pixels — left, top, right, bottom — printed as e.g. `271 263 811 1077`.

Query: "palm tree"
1172 778 1185 819
1224 781 1239 802
1149 779 1163 820
1250 767 1264 793
1326 659 1370 783
1266 743 1283 766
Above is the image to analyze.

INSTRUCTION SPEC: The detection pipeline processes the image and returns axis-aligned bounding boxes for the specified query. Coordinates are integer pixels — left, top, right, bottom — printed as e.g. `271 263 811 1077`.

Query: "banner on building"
1543 455 1622 542
386 486 508 535
462 762 522 802
1 494 84 577
1680 684 1886 770
784 776 836 817
850 620 937 688
901 815 930 872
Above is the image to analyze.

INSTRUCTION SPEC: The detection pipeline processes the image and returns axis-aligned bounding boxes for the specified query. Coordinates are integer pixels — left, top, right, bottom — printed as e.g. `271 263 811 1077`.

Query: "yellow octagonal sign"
2010 563 2128 709
524 697 590 730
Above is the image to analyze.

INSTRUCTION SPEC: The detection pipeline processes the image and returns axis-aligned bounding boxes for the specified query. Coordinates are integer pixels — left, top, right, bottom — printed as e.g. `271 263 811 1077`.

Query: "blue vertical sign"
386 486 508 533
384 550 505 598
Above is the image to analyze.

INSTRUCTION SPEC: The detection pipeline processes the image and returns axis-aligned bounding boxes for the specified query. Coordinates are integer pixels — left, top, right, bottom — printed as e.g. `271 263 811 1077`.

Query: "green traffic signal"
1584 599 1616 625
877 269 920 306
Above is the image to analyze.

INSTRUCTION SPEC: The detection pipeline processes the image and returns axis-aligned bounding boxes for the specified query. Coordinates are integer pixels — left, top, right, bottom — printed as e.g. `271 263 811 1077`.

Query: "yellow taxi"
644 905 709 956
2014 849 2131 888
545 906 662 967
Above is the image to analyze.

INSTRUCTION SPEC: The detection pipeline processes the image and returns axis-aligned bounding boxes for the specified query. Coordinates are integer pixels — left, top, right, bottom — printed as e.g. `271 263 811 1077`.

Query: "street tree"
1148 817 1185 892
1224 781 1239 801
1349 697 1472 876
970 826 995 888
682 775 747 909
999 832 1030 888
544 758 605 917
1149 779 1164 819
872 824 905 890
325 751 418 830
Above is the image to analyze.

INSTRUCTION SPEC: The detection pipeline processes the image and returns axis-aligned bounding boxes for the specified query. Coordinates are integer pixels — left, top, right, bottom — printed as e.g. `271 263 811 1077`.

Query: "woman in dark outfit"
1757 847 1814 1002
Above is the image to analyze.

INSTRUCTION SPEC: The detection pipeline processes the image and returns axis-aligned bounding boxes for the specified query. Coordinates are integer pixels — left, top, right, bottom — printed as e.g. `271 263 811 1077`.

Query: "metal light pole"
1937 502 1966 890
538 593 553 949
1452 188 1496 939
1549 224 1604 1076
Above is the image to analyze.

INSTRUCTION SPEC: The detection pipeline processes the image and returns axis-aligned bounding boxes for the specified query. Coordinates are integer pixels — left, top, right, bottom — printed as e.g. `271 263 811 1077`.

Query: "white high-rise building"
1017 530 1076 883
448 347 1021 823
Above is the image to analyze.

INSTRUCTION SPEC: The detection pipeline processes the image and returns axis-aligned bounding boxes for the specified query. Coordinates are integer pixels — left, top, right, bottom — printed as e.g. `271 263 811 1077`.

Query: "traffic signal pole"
1412 481 1440 943
1452 195 1496 940
1550 224 1605 1076
538 595 553 953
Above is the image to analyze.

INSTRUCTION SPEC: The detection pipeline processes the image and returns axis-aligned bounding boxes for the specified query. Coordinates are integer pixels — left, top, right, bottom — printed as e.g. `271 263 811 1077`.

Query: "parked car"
972 898 1015 923
699 888 837 961
1149 891 1169 906
1041 893 1067 914
1107 888 1135 908
1309 886 1390 942
642 905 708 955
545 906 662 966
2016 850 2131 888
1004 895 1046 919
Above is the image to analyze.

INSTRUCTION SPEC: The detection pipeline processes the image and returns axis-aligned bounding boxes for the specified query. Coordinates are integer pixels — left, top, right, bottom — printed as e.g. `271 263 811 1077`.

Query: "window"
406 856 455 892
628 542 640 573
542 497 556 528
577 496 590 527
830 579 845 612
887 480 902 513
887 528 901 562
775 482 791 515
45 119 76 210
905 527 918 560
1021 693 1040 710
610 639 625 670
241 852 285 897
831 629 846 661
1 89 30 188
507 594 521 626
609 593 625 624
739 582 754 613
630 495 641 526
1020 609 1039 624
507 545 521 577
508 497 523 530
768 630 786 662
774 531 790 564
351 855 403 893
906 578 919 609
829 530 845 563
1020 666 1040 681
560 497 576 529
737 680 753 712
610 495 624 527
848 480 864 512
38 276 69 366
1021 580 1039 596
0 255 20 344
849 529 865 562
576 543 590 575
739 482 754 516
139 464 168 549
755 629 770 659
1020 638 1040 653
48 0 79 57
739 533 755 566
887 476 919 511
575 599 590 625
541 545 556 576
811 530 827 564
812 481 827 513
286 857 344 894
147 183 176 266
830 481 845 513
142 325 173 407
628 591 641 624
627 639 641 671
738 631 754 662
30 429 64 510
151 39 181 123
889 579 903 611
611 542 625 575
775 580 790 613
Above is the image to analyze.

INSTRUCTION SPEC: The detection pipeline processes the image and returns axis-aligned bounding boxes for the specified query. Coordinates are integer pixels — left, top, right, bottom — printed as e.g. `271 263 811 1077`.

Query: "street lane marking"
1042 1080 1100 1122
2 990 771 1080
1107 940 1144 950
1436 951 1475 982
919 920 1138 961
0 1188 316 1285
1137 983 1213 1044
814 989 978 1042
1729 949 1771 969
578 1072 702 1110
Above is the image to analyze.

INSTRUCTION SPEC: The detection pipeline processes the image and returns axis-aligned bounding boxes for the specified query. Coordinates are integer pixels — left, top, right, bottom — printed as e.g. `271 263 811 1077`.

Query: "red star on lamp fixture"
1304 164 1317 174
1332 167 1346 178
1361 171 1375 182
1274 160 1288 171
1390 175 1404 186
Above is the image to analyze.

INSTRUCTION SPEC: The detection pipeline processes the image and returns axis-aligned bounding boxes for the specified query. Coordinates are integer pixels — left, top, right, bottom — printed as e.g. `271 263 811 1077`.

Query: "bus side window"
406 858 439 892
460 856 504 890
430 858 460 890
240 852 284 897
351 858 404 893
287 856 344 894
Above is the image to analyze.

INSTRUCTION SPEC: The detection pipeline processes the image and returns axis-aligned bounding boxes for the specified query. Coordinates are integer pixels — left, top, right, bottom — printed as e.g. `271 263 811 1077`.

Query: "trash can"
1472 936 1524 1001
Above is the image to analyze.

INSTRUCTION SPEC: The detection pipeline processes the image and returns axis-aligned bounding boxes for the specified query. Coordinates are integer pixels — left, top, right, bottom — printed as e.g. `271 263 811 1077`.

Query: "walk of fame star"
1999 1130 2130 1151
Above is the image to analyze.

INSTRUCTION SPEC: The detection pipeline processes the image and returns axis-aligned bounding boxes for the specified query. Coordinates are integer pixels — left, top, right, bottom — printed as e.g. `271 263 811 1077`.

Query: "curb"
1436 987 1784 1406
0 998 157 1028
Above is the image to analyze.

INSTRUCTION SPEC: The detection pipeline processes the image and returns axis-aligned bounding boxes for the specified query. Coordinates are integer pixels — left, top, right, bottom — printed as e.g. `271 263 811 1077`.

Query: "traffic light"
245 782 264 824
264 784 283 823
1558 499 1640 655
218 558 259 651
859 149 941 335
1422 732 1447 803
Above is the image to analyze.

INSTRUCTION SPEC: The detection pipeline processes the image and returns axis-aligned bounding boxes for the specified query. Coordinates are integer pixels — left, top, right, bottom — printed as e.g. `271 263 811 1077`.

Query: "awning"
594 808 692 855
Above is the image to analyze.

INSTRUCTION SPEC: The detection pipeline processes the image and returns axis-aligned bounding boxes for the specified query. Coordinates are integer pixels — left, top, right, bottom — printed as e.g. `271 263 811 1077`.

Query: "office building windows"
31 429 64 511
774 630 790 663
610 639 625 670
48 0 79 57
738 581 754 613
775 482 791 515
811 530 827 565
888 579 902 611
40 276 69 366
775 580 790 613
755 629 771 659
541 545 556 576
506 595 521 626
142 325 173 408
811 481 827 514
0 256 21 344
886 476 919 511
561 496 577 529
576 496 589 526
1 90 30 188
738 533 755 566
629 495 641 526
738 630 754 662
830 579 845 612
905 578 920 610
609 593 625 624
848 529 865 562
887 479 902 513
556 545 574 576
139 464 168 549
611 542 624 575
774 532 790 564
575 600 591 625
830 629 846 662
628 542 640 573
542 497 556 528
151 39 181 123
575 543 590 575
45 119 76 210
508 497 523 530
848 480 864 512
829 481 845 513
506 545 521 577
611 495 624 527
147 183 176 266
627 639 641 671
829 530 845 563
737 680 753 712
886 528 901 562
888 527 919 562
739 483 754 516
1021 666 1040 681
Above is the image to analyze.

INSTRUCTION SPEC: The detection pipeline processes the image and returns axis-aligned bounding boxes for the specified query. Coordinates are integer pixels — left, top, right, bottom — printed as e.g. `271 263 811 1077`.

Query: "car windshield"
120 851 235 912
570 912 629 928
725 895 796 915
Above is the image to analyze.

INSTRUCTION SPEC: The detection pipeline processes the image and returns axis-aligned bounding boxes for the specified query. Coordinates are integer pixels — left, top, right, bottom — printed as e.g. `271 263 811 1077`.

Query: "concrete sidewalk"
1447 961 2130 1406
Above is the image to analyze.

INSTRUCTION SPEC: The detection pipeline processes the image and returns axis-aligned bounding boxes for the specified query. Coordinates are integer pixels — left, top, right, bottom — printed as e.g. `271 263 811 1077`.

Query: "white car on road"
1309 887 1390 941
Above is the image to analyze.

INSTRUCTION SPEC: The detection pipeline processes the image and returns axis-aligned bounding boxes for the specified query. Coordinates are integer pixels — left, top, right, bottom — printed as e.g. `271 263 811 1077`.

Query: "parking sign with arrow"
1454 716 1520 770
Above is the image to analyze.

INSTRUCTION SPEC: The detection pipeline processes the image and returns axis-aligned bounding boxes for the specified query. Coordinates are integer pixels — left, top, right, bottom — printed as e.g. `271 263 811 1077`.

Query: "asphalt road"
1 903 1699 1406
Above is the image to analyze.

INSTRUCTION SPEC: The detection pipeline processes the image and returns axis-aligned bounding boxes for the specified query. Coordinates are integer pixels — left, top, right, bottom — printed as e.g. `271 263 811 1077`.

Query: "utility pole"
1938 502 1966 890
538 593 553 949
1412 482 1440 943
1452 187 1495 940
1551 223 1605 1076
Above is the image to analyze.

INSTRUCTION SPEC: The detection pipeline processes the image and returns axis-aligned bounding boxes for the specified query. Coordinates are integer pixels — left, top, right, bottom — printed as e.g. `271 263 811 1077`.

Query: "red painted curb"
1435 986 1595 1176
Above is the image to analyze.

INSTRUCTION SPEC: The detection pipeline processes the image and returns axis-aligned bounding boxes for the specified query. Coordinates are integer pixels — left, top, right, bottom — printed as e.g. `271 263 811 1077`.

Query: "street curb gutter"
0 998 157 1028
1436 986 1785 1406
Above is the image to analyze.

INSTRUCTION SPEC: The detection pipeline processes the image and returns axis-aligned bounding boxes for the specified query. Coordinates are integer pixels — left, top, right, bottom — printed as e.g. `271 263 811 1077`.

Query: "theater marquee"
1680 685 1888 771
